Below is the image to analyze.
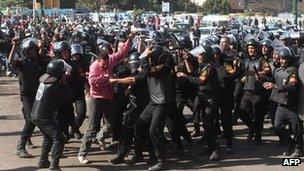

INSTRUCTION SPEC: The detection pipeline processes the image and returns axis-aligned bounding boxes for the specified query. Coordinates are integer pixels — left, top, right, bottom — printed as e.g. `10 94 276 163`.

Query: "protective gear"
81 32 91 41
270 66 298 106
201 39 213 47
152 31 162 40
208 35 220 44
150 45 165 65
98 43 113 54
211 45 222 55
129 52 141 73
260 39 272 47
179 35 192 50
45 59 71 79
278 46 293 60
246 38 259 47
71 44 83 56
202 45 215 62
118 31 128 41
53 41 70 58
20 38 38 57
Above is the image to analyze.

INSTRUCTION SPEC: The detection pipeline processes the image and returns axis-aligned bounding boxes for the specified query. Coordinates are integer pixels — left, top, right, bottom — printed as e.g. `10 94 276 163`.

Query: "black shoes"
148 162 166 171
209 150 221 161
38 160 50 169
126 155 144 165
110 155 125 164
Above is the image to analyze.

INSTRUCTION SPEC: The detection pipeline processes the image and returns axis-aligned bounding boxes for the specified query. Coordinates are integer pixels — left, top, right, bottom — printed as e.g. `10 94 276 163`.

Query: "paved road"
0 77 303 171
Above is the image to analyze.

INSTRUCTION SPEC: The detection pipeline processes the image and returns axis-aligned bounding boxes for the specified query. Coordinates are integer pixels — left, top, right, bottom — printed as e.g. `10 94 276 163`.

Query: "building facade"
34 0 76 9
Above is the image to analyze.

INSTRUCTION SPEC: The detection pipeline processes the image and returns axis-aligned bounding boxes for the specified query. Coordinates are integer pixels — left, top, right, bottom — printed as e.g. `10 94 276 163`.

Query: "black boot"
283 141 295 156
38 160 50 169
253 133 262 145
148 155 166 171
126 154 143 165
148 162 166 171
209 150 221 161
50 159 61 171
15 140 33 158
109 154 125 164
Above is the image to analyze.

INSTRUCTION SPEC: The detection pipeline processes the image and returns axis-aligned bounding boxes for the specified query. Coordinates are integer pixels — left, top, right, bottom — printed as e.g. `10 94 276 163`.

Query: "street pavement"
0 77 303 171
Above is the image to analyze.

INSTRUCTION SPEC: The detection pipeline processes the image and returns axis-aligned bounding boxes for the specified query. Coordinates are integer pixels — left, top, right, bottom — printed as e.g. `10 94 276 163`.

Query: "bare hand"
109 78 117 84
176 72 187 78
128 31 137 40
11 37 20 45
144 46 154 57
263 82 277 89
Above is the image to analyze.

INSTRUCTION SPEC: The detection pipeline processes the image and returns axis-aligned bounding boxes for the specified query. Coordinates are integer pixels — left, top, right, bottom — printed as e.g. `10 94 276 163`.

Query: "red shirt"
89 39 132 100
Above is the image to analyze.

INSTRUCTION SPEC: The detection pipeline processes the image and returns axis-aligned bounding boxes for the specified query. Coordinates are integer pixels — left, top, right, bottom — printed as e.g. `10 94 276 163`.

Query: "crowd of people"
1 12 304 171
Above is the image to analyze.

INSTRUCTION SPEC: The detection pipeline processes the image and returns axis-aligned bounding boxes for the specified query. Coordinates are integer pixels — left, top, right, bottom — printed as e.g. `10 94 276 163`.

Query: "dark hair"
98 51 109 60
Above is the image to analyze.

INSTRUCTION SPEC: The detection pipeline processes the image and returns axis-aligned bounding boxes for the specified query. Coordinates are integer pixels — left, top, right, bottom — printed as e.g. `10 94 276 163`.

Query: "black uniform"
239 56 270 143
188 62 221 153
271 66 303 156
67 59 87 137
15 55 48 152
216 53 239 148
31 79 65 170
116 70 151 159
111 60 130 141
134 54 174 163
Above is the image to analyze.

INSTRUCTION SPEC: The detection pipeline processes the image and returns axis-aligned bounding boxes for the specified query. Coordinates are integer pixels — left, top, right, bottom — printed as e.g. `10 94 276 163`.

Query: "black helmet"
179 35 192 50
118 31 128 41
211 44 222 55
246 38 259 47
98 43 113 54
128 52 141 73
54 41 70 58
129 52 141 62
150 45 165 65
152 31 162 40
278 46 293 60
81 32 91 41
46 59 65 78
71 44 83 56
201 39 213 47
260 39 272 48
207 35 220 44
20 37 38 57
201 45 215 62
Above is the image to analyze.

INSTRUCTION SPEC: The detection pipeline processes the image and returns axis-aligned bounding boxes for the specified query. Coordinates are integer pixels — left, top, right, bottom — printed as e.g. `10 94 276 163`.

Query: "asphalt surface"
0 77 303 171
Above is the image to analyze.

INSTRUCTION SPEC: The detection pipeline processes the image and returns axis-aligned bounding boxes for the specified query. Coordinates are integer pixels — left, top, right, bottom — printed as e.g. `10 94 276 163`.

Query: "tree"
198 0 231 15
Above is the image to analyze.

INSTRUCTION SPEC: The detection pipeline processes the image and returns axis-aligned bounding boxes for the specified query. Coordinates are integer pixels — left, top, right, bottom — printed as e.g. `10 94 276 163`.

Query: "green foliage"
198 0 231 15
76 0 193 12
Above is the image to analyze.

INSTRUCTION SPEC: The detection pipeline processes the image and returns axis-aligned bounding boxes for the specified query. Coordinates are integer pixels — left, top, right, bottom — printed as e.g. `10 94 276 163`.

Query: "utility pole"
293 0 298 29
33 0 36 21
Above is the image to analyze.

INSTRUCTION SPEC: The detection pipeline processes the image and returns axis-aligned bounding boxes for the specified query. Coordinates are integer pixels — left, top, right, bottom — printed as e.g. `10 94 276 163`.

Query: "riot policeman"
264 47 303 157
108 52 153 164
239 38 271 145
174 35 198 138
177 45 221 161
31 59 72 170
132 45 175 171
53 41 74 142
9 37 49 158
68 44 87 139
212 44 240 153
